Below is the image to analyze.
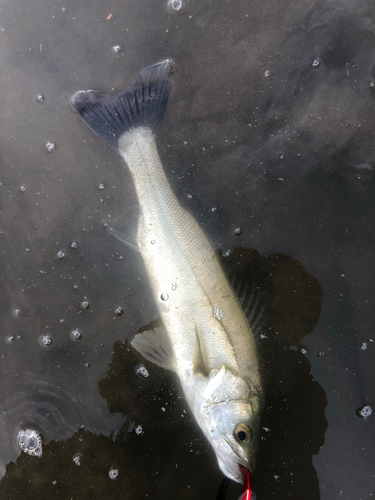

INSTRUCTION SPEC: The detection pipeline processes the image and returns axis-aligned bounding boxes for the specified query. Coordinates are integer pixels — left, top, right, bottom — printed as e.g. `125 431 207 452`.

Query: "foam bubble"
135 364 149 378
72 452 82 466
109 467 119 480
70 329 82 341
40 334 53 346
114 307 124 316
169 0 183 10
80 300 90 310
17 429 42 457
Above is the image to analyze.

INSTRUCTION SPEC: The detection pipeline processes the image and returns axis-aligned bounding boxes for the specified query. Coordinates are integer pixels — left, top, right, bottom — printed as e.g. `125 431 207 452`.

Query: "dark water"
0 0 374 498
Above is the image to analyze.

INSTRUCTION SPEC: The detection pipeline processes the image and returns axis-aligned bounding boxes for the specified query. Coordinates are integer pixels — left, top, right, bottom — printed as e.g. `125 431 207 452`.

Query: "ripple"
0 381 83 478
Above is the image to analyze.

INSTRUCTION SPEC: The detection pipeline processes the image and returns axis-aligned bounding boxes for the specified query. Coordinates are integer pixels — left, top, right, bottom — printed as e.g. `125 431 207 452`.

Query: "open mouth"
215 437 251 483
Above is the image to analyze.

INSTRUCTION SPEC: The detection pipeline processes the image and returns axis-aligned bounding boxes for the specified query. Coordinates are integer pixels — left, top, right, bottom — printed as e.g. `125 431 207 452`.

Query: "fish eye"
234 423 252 444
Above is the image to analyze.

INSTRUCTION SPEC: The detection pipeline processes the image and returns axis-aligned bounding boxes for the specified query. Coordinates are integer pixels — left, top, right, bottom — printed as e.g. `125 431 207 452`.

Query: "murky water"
0 0 374 498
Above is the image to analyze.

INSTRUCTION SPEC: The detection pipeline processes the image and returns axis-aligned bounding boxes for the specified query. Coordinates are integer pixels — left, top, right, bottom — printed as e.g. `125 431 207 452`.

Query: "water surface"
0 0 374 498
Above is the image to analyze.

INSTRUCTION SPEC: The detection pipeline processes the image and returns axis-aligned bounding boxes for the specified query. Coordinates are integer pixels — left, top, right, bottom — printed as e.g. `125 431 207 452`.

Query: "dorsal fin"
220 248 268 338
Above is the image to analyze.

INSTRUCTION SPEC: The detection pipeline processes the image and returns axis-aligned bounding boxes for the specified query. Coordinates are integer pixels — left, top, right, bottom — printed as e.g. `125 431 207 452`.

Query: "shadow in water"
0 248 327 500
221 248 327 500
0 428 146 499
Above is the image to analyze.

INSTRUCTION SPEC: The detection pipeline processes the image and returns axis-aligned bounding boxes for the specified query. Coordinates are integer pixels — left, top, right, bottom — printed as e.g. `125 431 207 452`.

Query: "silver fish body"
72 60 262 483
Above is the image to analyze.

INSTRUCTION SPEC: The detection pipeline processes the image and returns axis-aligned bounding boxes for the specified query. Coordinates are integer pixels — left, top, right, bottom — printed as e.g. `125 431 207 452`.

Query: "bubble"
361 342 367 350
61 6 66 12
171 282 178 291
5 336 14 344
234 227 241 235
370 81 375 89
312 59 321 67
211 207 217 212
36 94 44 102
70 329 82 341
187 194 192 199
225 395 231 404
56 250 65 259
151 240 156 245
213 307 225 320
72 452 82 466
109 467 119 480
45 141 55 152
40 334 53 346
112 45 122 53
98 183 105 190
356 405 373 419
2 382 85 472
301 348 307 354
13 308 21 317
264 70 270 77
169 0 183 10
279 153 284 160
161 292 169 301
80 300 90 310
19 185 26 192
135 425 143 435
317 351 324 357
135 364 149 378
70 241 78 249
17 429 42 457
115 307 124 316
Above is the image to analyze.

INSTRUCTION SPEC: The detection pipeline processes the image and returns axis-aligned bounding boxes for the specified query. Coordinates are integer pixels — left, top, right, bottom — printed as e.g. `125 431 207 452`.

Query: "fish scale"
119 128 259 390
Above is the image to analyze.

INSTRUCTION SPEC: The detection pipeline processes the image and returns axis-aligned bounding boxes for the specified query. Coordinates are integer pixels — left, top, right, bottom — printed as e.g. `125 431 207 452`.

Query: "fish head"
195 366 260 483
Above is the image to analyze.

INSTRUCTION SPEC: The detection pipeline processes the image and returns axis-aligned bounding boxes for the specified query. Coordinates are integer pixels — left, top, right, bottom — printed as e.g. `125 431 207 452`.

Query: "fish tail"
70 59 174 151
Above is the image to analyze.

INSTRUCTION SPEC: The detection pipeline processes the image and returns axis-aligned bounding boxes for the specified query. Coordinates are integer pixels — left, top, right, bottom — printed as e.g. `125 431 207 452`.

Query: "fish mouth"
214 438 250 484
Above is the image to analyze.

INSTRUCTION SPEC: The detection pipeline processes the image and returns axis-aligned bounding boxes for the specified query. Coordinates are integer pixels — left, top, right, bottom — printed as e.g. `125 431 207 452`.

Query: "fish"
71 60 262 488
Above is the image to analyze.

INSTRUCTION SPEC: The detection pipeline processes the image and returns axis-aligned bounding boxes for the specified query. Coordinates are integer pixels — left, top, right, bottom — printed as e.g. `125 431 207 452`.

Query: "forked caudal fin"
71 59 174 151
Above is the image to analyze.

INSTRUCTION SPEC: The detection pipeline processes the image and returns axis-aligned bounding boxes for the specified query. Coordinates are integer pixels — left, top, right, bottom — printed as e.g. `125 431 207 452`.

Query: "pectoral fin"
131 324 175 371
193 323 209 377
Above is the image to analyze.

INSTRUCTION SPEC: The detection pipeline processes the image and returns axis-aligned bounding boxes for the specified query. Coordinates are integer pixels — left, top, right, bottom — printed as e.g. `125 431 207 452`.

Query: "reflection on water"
0 0 374 497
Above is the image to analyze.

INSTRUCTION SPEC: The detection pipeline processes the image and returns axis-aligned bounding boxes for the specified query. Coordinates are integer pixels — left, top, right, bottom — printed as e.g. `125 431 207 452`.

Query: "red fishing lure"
239 465 252 500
